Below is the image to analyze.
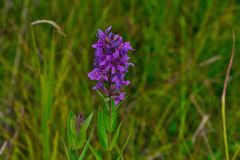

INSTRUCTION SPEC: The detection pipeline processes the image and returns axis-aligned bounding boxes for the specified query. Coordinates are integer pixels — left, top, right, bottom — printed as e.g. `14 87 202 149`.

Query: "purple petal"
92 43 98 48
106 55 111 61
117 65 125 72
95 52 104 58
122 80 130 85
106 64 113 71
120 55 130 62
98 29 105 39
105 26 112 34
111 40 121 48
88 69 101 80
113 50 119 58
111 66 116 74
119 92 125 100
122 42 133 51
93 81 104 90
114 99 120 105
112 76 118 82
99 60 106 66
113 92 125 105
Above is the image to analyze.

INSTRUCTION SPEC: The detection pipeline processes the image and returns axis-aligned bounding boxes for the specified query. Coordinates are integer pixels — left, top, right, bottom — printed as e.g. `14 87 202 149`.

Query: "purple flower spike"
88 26 134 105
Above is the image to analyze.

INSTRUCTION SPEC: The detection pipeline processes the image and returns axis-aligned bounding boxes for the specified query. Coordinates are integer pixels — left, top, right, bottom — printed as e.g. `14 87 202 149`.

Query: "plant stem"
107 98 112 160
107 72 112 160
221 96 229 160
221 30 235 160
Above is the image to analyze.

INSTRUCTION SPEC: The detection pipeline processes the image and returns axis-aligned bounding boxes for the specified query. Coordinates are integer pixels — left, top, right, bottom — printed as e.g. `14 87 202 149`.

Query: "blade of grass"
62 137 70 160
89 144 103 160
51 132 59 160
221 29 235 160
78 128 94 160
40 33 56 160
117 131 132 160
232 145 240 160
31 19 66 37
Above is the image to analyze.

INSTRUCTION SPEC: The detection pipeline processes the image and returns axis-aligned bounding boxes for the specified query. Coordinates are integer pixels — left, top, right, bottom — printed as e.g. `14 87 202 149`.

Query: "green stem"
221 29 235 160
107 101 112 160
222 96 229 160
107 73 112 160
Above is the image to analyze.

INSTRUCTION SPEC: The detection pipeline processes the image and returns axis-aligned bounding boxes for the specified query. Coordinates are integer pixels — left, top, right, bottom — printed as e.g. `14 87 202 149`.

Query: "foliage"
1 0 240 159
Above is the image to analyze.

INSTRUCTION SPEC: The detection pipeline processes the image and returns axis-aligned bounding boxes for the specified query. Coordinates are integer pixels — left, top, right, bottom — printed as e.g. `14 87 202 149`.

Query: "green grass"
1 0 240 159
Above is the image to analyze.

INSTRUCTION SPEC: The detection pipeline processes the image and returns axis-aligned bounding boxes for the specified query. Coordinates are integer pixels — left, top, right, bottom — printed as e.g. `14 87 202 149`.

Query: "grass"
221 30 235 160
1 0 240 159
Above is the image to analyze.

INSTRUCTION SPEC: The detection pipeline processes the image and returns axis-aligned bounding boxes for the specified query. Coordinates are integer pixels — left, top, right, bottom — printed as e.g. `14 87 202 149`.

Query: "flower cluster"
88 26 134 105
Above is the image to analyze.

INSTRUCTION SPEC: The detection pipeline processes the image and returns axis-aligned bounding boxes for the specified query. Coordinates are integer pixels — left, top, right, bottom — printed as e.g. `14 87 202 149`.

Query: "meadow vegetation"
1 0 240 159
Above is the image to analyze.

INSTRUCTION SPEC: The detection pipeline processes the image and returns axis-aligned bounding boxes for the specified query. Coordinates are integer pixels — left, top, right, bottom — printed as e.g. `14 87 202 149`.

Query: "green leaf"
89 144 103 160
70 148 77 160
103 100 118 133
70 117 76 134
67 111 77 147
51 132 59 160
97 108 108 149
76 112 93 149
78 128 94 160
110 101 118 132
110 122 122 150
84 112 93 129
117 131 132 160
102 107 111 133
97 90 109 111
62 137 70 160
76 128 86 149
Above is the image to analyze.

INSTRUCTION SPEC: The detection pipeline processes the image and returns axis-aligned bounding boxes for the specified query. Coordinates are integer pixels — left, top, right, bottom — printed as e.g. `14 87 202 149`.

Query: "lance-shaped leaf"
102 107 111 133
67 111 77 148
117 131 132 160
89 144 103 160
104 100 118 133
110 100 118 132
110 122 122 150
78 128 94 160
62 137 70 160
97 108 108 149
97 90 109 111
69 148 77 160
76 113 93 149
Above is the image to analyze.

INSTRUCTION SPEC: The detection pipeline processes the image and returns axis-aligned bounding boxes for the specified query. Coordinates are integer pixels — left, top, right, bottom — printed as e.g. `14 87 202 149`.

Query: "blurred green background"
1 0 240 159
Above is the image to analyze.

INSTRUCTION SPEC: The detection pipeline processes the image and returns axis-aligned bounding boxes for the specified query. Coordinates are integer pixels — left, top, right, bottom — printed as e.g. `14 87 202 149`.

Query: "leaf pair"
97 105 122 151
68 111 93 149
95 91 130 159
76 112 93 149
66 111 93 160
97 108 108 149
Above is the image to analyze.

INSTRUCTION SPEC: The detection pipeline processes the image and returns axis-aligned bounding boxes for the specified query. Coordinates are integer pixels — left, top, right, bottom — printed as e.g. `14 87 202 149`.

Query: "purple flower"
88 26 134 105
